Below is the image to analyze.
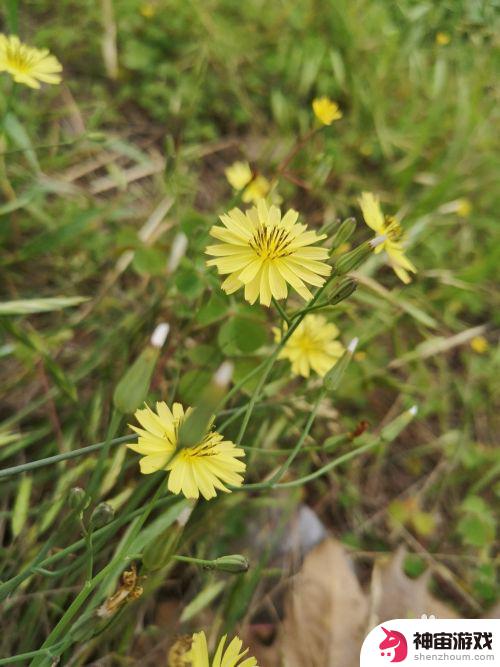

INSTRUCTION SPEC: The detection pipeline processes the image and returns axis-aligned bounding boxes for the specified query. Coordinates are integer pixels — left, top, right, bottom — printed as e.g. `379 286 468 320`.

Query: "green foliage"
0 0 498 662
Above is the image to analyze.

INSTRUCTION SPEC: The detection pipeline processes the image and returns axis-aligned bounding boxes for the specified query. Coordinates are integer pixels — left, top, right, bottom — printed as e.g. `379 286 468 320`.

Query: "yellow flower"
242 175 270 203
436 32 451 45
0 34 62 88
185 631 258 667
140 3 156 18
206 199 331 306
312 96 342 125
274 314 345 377
470 335 488 354
456 198 472 218
128 402 246 500
225 161 253 191
358 192 417 284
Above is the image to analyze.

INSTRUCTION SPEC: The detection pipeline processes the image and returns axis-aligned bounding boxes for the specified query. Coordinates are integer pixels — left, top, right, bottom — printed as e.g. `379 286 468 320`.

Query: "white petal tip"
213 361 234 388
348 337 359 353
167 232 188 273
150 323 170 348
408 405 418 416
370 234 387 249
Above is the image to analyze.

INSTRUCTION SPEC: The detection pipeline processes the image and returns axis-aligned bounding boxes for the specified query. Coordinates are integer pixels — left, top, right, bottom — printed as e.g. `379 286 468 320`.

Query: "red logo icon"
379 627 408 662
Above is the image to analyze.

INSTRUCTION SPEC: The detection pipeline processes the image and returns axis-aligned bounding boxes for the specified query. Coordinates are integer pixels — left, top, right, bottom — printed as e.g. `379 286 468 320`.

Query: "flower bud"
327 278 357 306
323 337 358 392
329 217 357 253
89 502 115 529
206 555 249 574
380 405 418 442
68 487 89 512
334 241 372 275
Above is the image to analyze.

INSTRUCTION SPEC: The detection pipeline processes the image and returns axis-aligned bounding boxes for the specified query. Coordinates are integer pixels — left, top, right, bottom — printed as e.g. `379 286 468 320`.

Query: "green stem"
272 297 290 324
240 392 325 490
235 274 335 446
31 480 167 666
0 434 133 480
87 409 122 497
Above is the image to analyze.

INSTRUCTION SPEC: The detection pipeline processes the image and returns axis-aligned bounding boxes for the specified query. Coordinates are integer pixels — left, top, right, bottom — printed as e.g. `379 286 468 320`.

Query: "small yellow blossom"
242 175 270 203
128 402 246 500
274 314 345 377
0 34 62 88
206 199 331 306
470 336 488 354
225 161 253 191
184 631 258 667
456 198 472 218
436 32 451 45
140 3 156 18
358 192 417 284
312 96 342 125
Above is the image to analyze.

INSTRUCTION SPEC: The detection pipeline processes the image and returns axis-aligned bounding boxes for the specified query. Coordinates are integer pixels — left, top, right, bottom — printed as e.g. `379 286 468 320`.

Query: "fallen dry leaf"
280 537 368 667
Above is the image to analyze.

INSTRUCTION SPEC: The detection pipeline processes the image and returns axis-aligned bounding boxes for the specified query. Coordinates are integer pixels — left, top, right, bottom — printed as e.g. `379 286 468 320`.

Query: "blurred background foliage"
0 0 499 663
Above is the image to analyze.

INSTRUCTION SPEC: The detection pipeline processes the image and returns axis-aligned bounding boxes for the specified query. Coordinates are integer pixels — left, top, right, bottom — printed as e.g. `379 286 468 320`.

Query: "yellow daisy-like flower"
312 96 342 125
128 402 246 500
274 314 345 377
185 631 258 667
358 192 417 284
206 199 331 306
242 175 270 203
0 34 62 88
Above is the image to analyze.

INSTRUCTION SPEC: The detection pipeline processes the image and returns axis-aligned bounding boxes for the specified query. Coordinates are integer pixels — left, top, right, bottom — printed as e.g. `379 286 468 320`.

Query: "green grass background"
0 0 499 662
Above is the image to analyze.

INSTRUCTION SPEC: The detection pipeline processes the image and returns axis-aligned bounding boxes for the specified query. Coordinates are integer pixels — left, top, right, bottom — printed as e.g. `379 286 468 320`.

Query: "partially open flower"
358 192 416 284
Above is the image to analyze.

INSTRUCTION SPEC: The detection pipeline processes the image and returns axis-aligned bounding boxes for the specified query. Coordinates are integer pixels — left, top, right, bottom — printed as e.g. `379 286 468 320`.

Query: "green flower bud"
68 487 89 512
329 217 357 253
380 405 418 441
89 502 115 529
113 346 160 414
207 555 249 574
323 338 358 392
327 278 358 306
334 241 372 275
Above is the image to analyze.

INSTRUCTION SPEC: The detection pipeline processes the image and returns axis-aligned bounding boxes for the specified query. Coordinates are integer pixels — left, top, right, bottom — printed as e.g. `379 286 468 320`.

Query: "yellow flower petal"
312 96 342 125
128 402 246 501
206 201 331 306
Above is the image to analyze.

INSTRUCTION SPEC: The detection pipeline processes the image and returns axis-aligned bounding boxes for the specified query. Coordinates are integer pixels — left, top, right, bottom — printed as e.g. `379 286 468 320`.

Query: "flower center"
384 216 404 242
250 224 293 260
5 46 36 74
179 432 219 459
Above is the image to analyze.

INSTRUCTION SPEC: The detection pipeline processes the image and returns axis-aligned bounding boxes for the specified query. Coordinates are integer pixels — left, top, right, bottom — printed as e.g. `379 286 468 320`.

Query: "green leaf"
196 292 230 327
132 247 166 276
0 296 89 315
180 580 226 623
3 113 39 171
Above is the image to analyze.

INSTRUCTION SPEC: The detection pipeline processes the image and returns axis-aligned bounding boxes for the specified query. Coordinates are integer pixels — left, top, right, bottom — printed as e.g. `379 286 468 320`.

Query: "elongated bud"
178 362 233 449
89 502 115 529
204 555 249 573
113 323 169 414
68 486 89 512
329 217 357 254
380 405 418 441
327 278 357 305
323 337 358 392
167 233 188 274
150 322 170 349
334 241 372 275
